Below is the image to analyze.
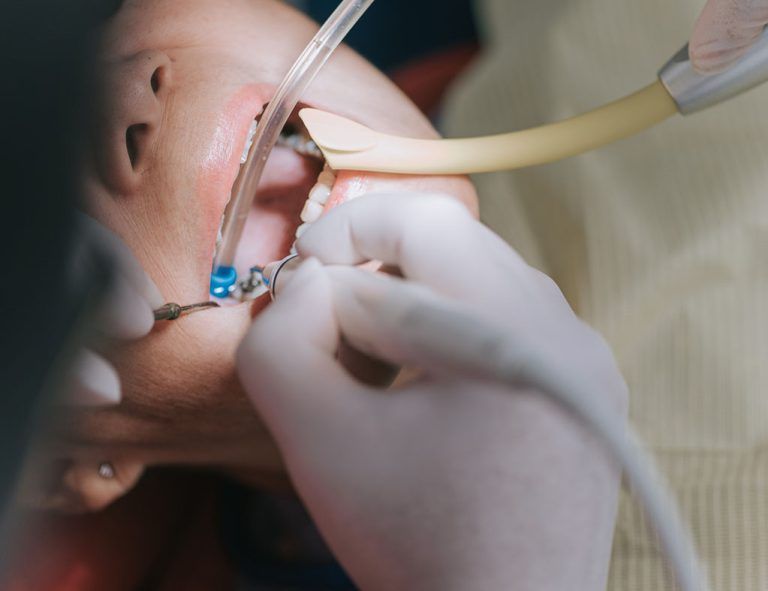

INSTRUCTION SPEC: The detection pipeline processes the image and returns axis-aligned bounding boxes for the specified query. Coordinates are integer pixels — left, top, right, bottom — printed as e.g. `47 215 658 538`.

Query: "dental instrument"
153 301 220 322
209 0 375 298
261 254 300 300
298 28 768 175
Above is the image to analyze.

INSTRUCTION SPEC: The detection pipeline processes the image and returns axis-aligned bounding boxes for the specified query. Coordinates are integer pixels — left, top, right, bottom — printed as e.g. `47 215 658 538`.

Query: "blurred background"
290 0 479 116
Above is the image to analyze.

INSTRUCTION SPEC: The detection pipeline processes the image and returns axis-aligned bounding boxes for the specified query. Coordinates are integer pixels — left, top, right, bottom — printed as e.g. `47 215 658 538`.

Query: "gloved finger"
75 213 162 339
328 267 619 401
327 266 519 379
62 348 121 406
94 272 156 340
690 0 768 73
237 258 367 448
297 192 532 304
337 338 400 387
76 213 164 307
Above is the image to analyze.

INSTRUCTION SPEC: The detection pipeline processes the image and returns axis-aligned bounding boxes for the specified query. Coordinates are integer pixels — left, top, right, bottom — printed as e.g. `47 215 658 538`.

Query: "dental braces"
224 265 269 301
276 124 324 160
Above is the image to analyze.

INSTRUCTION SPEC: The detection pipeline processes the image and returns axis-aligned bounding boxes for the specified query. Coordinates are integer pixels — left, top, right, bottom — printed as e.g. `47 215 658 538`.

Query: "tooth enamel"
300 200 324 223
308 183 331 206
318 170 336 187
240 120 259 164
295 222 311 239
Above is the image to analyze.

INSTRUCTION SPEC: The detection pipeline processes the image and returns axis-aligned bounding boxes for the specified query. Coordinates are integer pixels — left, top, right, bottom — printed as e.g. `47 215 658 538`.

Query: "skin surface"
26 0 476 512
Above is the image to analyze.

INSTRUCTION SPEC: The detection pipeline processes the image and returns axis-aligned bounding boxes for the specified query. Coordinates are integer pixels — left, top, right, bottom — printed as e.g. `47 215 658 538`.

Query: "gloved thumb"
690 0 768 73
237 258 364 450
327 266 516 380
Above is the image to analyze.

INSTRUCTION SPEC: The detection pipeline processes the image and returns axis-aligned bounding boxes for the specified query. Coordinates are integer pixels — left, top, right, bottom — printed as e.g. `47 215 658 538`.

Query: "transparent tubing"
210 0 376 296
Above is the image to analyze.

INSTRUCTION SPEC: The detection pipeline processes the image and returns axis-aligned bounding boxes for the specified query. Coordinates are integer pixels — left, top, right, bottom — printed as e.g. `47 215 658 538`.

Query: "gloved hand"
15 215 160 511
691 0 768 73
238 193 627 590
66 214 162 406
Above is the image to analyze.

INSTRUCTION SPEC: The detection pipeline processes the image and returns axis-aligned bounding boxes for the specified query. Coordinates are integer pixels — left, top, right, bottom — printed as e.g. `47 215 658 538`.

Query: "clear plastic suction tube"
210 0 375 296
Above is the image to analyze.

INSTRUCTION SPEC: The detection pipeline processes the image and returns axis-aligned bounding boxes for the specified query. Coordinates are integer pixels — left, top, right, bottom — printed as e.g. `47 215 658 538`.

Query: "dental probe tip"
260 262 278 286
261 254 301 301
153 301 220 322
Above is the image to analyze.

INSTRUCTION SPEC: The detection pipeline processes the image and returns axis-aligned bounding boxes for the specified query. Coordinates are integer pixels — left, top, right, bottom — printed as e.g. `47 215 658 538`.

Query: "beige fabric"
443 1 768 589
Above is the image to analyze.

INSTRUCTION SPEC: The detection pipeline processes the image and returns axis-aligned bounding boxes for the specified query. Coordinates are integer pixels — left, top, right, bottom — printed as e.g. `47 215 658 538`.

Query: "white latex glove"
65 214 163 406
238 193 627 591
691 0 768 73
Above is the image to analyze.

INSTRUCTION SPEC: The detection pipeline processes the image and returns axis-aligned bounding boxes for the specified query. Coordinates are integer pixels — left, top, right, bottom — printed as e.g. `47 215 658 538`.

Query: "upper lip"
200 83 273 265
217 86 326 220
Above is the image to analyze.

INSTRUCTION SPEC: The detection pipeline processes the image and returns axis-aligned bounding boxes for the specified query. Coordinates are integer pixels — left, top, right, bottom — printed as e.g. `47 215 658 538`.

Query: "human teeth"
240 119 259 164
304 140 323 159
308 183 331 206
300 200 324 223
318 170 336 187
295 222 311 239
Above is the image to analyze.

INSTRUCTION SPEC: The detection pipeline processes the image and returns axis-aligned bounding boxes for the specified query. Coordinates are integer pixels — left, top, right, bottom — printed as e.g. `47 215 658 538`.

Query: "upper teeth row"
241 119 325 165
240 119 259 164
297 165 337 239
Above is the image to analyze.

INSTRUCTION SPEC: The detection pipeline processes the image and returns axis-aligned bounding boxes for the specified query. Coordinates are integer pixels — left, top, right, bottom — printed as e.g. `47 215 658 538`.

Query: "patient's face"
38 0 476 511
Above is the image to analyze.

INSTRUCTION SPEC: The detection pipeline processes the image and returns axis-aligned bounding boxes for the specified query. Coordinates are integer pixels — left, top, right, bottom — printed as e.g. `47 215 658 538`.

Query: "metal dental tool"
209 0 375 298
260 254 300 301
153 301 220 322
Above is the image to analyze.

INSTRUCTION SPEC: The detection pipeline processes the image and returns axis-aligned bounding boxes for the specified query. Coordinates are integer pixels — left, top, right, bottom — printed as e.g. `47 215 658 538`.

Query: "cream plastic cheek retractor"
299 27 768 176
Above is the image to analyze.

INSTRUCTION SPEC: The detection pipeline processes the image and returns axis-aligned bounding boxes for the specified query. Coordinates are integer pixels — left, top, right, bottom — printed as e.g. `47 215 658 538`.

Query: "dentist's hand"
65 214 162 407
16 215 160 512
238 193 627 591
691 0 768 73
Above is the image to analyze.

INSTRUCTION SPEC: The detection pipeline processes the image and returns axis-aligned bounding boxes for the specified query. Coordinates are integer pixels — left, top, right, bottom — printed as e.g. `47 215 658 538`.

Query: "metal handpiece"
659 27 768 114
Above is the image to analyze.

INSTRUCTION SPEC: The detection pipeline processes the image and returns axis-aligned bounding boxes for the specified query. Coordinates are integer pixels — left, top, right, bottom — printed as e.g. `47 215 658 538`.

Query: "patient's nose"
96 50 172 194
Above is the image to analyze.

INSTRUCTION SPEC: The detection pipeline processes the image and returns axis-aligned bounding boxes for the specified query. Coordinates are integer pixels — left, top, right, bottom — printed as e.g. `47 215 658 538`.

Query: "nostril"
150 66 163 94
151 69 160 94
149 59 171 97
126 123 147 169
